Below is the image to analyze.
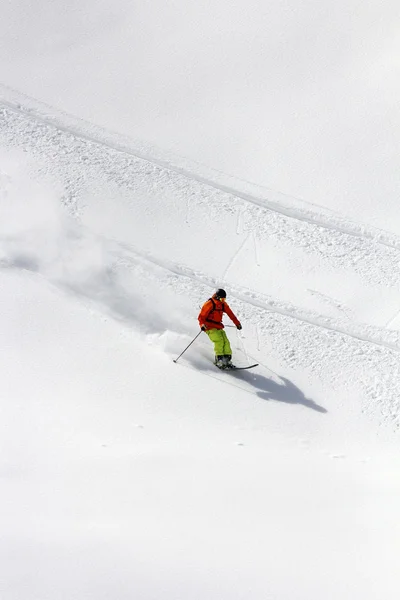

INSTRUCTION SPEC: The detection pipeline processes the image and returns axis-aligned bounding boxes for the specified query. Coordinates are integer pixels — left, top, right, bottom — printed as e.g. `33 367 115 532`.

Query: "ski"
216 363 258 371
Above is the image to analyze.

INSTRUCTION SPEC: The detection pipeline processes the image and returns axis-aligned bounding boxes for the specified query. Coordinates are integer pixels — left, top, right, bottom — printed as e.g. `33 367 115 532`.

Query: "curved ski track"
111 238 400 353
1 85 400 250
1 87 400 347
1 87 400 349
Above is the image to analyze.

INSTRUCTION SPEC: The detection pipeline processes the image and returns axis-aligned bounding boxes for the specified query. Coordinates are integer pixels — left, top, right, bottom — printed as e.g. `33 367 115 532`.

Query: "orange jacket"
198 296 241 330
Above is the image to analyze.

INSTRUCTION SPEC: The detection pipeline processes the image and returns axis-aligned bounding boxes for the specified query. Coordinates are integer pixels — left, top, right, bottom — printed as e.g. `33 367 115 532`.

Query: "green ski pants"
206 328 232 356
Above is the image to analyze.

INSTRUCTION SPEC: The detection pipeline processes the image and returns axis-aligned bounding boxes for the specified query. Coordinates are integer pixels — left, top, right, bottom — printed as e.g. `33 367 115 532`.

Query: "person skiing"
198 288 242 369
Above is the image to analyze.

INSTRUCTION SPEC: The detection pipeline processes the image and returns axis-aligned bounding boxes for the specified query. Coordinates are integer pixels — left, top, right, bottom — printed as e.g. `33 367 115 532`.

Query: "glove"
201 325 207 331
237 323 242 330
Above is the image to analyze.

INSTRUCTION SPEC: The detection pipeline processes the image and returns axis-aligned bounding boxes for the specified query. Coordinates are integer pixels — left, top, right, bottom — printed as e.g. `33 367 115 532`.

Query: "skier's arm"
224 303 242 329
198 300 213 329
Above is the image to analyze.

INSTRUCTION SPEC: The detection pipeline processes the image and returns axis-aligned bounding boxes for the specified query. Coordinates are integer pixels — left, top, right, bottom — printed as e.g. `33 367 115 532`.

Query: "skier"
198 289 242 369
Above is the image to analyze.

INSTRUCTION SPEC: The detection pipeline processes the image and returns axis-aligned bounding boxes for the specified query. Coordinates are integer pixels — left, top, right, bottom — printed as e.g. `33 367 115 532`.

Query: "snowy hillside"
2 1 400 228
1 87 400 600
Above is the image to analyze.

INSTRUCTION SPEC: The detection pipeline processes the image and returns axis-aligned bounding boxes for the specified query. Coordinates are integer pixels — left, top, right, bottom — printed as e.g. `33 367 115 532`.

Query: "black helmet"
215 288 226 299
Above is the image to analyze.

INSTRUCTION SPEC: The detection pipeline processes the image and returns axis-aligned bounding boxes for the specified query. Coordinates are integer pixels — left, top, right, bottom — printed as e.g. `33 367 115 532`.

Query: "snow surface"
1 1 400 227
1 91 400 600
1 7 400 597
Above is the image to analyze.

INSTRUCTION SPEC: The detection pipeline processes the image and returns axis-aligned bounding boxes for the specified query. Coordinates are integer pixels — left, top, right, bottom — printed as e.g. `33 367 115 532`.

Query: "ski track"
3 225 400 430
2 99 400 298
113 238 400 352
2 88 400 428
2 86 400 250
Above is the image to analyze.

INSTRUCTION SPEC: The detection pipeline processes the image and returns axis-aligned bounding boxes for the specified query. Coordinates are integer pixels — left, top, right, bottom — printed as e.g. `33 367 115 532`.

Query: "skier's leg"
206 329 226 366
220 331 233 366
220 330 232 355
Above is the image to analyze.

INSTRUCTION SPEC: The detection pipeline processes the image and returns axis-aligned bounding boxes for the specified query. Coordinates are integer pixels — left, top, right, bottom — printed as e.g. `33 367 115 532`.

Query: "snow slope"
1 1 400 226
3 269 399 600
1 93 400 598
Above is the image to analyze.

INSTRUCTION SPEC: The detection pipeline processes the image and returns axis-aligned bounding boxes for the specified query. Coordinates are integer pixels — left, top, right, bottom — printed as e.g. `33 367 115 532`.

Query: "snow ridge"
1 84 400 249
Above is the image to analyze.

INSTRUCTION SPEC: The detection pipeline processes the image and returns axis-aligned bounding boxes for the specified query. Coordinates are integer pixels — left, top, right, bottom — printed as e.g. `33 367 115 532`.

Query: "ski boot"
222 354 234 369
215 355 234 369
215 355 225 369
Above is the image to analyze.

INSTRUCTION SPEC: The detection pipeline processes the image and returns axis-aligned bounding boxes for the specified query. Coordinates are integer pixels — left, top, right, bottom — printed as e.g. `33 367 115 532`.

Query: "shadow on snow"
236 370 327 413
190 357 327 413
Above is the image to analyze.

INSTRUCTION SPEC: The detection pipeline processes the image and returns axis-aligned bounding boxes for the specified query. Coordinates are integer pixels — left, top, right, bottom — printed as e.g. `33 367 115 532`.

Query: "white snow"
1 5 400 598
1 1 400 227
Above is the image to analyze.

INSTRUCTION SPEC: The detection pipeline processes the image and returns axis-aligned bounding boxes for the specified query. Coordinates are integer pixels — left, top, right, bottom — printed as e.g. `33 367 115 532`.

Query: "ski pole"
173 331 203 363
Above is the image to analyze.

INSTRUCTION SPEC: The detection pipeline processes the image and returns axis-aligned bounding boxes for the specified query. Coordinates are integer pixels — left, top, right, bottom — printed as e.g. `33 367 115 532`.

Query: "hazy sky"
1 0 399 228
